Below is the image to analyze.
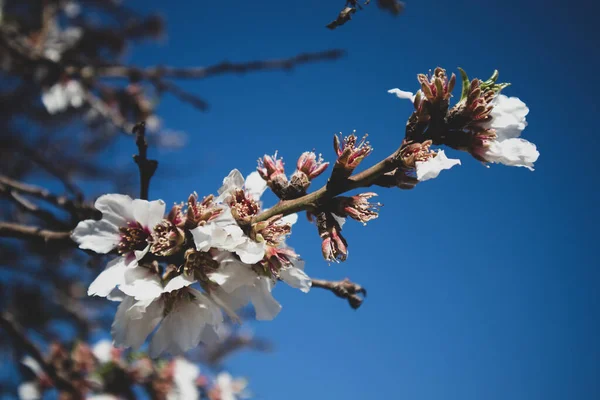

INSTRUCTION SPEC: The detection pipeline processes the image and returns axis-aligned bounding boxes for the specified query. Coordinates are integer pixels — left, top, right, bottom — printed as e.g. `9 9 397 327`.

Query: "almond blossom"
211 372 251 400
415 150 461 181
473 94 539 170
111 275 226 357
72 194 166 297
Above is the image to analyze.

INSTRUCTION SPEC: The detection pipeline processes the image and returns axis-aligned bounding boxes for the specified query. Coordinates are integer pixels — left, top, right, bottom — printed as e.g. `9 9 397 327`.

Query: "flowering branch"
311 278 367 309
0 313 81 398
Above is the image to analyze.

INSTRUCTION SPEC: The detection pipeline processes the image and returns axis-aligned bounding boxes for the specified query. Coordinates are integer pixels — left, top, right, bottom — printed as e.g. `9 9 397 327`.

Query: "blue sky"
90 0 598 399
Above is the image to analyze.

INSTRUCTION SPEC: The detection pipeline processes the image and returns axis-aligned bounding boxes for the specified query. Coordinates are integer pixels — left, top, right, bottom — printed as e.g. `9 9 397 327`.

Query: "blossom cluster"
72 170 310 357
18 339 249 400
389 67 540 172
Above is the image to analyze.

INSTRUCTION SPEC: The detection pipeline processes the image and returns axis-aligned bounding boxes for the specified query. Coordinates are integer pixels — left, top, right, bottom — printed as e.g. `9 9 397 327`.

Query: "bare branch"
0 221 72 243
0 313 81 397
311 278 367 309
132 122 158 200
95 49 345 80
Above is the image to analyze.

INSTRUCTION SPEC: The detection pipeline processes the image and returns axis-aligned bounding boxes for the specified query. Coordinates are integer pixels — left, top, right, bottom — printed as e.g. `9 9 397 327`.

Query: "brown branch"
0 221 72 243
132 122 158 200
252 146 402 224
311 278 367 309
0 175 97 219
1 190 68 228
0 313 81 397
94 49 345 80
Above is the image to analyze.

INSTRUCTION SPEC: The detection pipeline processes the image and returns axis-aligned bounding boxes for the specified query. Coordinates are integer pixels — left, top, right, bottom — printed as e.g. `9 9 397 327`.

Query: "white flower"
388 88 416 103
18 382 41 400
112 275 225 357
209 253 281 321
217 169 267 203
214 372 250 400
167 358 201 400
72 194 165 257
478 95 540 170
41 80 85 114
415 150 461 181
190 208 266 264
72 194 166 297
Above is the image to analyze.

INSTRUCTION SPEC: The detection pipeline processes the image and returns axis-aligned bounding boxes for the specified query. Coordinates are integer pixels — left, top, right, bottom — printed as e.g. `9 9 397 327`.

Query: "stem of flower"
133 122 158 201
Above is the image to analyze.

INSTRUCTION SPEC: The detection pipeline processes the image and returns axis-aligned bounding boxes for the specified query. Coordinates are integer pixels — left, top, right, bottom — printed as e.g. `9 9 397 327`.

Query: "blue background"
36 0 600 399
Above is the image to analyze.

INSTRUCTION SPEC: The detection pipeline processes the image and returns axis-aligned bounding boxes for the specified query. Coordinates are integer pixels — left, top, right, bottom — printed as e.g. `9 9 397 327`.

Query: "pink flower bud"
317 212 348 263
257 152 285 181
335 193 382 225
333 132 372 173
296 151 329 180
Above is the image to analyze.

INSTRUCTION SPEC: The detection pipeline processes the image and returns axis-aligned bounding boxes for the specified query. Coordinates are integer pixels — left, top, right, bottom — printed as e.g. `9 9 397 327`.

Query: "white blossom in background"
42 80 85 114
415 150 461 181
168 358 201 400
92 339 114 364
213 372 251 400
476 94 539 170
17 382 41 400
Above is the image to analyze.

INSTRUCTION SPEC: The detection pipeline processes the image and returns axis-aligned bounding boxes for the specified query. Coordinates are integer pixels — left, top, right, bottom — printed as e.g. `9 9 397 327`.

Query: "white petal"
88 257 128 297
112 296 163 350
18 382 40 400
94 194 134 227
132 199 166 230
250 278 281 321
217 169 245 202
71 219 120 253
484 138 539 170
244 171 267 200
388 88 415 102
487 94 529 140
149 290 221 357
415 150 461 181
281 213 298 226
332 213 346 228
119 267 163 301
163 274 195 293
234 239 266 264
279 266 312 293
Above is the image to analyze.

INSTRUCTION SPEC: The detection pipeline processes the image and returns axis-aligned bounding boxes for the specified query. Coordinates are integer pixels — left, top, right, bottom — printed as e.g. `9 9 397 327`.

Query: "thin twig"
311 278 367 309
0 313 81 397
252 147 401 223
95 50 345 80
0 221 72 243
132 122 158 200
0 175 97 218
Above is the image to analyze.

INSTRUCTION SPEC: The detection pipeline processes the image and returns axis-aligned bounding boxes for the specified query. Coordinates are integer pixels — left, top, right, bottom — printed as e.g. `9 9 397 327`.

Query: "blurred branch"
0 221 71 243
204 334 272 367
0 313 81 397
311 278 367 309
95 49 346 80
133 122 158 200
0 175 98 218
326 1 405 30
1 190 67 227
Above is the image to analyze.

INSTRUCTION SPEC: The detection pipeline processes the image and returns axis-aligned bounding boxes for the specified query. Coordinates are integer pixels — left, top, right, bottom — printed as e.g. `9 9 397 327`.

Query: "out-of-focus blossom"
42 80 85 114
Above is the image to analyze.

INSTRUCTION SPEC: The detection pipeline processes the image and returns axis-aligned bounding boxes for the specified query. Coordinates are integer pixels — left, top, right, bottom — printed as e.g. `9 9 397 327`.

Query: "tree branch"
0 313 81 397
132 122 158 200
94 49 345 80
311 278 367 309
252 147 402 223
0 222 72 243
